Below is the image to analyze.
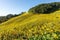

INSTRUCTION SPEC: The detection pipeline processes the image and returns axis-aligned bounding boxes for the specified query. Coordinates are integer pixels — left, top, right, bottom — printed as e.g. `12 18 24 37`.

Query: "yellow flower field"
0 10 60 40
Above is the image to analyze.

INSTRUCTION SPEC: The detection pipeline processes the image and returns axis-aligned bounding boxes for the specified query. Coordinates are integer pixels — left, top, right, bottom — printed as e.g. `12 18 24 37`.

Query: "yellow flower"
42 27 45 29
52 33 58 38
46 28 50 31
29 30 31 32
50 30 54 32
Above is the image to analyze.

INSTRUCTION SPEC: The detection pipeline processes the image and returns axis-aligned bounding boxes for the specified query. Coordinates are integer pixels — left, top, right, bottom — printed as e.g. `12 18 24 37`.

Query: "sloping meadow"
0 10 60 40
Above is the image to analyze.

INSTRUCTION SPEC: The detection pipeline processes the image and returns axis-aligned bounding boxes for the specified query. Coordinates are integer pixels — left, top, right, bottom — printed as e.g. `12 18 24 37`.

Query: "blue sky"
0 0 60 16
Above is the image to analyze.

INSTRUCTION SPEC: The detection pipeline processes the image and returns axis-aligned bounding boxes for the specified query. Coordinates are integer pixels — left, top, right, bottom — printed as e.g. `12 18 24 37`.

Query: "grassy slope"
0 10 60 39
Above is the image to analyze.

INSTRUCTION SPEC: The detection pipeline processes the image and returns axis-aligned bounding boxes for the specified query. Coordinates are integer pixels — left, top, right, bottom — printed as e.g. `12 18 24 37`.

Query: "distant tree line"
0 14 17 23
28 2 60 14
0 12 25 23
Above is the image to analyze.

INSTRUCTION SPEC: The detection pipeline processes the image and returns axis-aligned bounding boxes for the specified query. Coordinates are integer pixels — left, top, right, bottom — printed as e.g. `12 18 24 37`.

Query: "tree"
6 14 14 19
28 2 60 14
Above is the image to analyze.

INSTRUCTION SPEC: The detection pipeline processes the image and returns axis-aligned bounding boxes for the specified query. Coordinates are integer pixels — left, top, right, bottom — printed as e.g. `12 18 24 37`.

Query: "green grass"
0 10 60 40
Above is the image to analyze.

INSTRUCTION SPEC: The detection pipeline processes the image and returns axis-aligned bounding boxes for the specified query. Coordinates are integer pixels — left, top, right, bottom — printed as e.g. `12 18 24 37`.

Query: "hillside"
0 2 60 40
0 10 60 40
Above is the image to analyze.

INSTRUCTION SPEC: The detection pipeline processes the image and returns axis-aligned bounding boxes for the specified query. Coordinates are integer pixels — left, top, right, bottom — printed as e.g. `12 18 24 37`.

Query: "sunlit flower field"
0 10 60 40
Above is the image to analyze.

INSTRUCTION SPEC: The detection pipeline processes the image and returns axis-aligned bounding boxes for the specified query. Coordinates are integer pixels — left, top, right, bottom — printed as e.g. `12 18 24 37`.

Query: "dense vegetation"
0 10 60 40
28 2 60 14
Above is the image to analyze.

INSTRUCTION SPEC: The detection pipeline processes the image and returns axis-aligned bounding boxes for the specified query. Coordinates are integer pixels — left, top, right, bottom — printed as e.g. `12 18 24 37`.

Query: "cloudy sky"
0 0 60 16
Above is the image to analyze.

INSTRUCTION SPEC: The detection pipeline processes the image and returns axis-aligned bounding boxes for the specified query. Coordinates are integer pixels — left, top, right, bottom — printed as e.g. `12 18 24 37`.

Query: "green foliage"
0 12 26 24
0 16 7 23
28 2 60 14
0 14 14 24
